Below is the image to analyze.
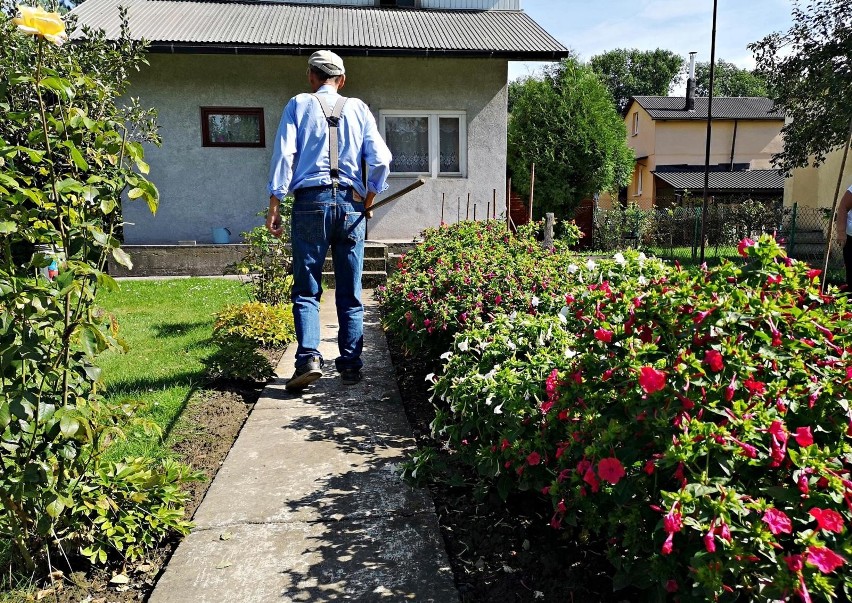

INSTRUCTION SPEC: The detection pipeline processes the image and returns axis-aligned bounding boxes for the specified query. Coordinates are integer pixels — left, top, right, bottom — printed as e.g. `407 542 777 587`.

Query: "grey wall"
124 54 508 243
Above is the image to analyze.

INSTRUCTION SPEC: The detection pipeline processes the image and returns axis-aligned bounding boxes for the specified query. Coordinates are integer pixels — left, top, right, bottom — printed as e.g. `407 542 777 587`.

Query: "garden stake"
474 204 477 221
441 193 445 225
493 189 497 219
466 193 470 220
529 162 535 222
486 201 490 220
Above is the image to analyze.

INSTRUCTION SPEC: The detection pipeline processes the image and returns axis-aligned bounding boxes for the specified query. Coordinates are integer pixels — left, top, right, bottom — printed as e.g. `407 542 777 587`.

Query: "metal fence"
592 200 842 269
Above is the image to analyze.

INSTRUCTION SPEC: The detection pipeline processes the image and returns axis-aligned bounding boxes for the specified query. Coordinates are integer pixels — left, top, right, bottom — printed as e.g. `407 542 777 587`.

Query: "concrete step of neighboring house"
322 256 386 273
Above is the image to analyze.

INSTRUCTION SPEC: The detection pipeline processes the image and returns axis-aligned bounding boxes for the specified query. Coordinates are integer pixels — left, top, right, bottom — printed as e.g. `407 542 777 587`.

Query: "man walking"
267 50 392 392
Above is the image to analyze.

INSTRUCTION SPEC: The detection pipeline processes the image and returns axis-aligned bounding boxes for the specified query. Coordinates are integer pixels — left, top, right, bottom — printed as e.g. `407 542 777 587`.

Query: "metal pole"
466 193 470 220
441 193 445 225
474 204 477 221
699 0 719 264
493 189 497 219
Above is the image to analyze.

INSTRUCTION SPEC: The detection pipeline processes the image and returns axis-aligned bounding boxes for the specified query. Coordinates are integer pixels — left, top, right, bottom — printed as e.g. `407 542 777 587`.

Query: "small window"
380 110 466 177
378 0 416 7
201 107 265 147
635 169 643 196
632 112 639 136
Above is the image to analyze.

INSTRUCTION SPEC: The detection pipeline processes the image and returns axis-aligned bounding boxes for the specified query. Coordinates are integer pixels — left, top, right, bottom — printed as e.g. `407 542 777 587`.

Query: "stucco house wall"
785 147 852 210
124 54 507 244
653 121 783 170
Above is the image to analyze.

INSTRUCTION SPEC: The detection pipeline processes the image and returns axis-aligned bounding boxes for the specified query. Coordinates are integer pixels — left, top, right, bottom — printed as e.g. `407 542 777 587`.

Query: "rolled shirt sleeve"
267 99 299 201
360 105 392 195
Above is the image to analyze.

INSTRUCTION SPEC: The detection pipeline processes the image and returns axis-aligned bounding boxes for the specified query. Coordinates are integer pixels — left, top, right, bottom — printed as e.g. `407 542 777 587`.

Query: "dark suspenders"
312 94 348 191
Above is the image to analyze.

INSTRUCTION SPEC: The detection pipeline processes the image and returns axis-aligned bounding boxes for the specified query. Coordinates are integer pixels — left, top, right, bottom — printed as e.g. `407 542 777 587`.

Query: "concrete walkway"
149 293 458 602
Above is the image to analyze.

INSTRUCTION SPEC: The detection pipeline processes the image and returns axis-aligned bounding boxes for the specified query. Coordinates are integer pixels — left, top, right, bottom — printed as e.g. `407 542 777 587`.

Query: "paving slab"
149 292 459 603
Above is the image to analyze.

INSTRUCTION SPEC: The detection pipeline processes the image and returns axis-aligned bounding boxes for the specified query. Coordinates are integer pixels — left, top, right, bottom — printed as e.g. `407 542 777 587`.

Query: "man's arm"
267 100 298 237
361 105 392 200
836 186 852 247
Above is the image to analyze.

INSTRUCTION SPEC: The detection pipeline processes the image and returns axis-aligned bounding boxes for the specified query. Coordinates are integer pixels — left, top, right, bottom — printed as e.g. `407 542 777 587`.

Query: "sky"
508 0 795 83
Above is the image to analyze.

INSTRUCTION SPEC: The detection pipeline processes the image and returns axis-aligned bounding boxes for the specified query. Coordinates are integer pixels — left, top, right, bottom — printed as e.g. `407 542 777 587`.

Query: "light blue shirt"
267 85 392 200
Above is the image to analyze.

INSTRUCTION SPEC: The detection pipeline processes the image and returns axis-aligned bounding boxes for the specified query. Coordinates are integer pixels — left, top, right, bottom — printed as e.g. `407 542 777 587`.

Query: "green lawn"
97 278 248 461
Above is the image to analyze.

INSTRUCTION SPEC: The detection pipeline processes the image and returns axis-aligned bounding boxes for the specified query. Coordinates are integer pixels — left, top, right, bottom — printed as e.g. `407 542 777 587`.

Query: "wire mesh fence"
591 199 843 270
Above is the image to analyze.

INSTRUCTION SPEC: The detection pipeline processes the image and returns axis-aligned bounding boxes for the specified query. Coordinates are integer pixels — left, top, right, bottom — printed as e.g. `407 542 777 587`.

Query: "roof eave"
147 42 571 60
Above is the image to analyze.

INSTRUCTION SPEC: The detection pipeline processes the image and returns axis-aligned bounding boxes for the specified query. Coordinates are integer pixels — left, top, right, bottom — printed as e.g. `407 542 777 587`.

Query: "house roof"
70 0 570 59
652 169 784 191
627 96 784 120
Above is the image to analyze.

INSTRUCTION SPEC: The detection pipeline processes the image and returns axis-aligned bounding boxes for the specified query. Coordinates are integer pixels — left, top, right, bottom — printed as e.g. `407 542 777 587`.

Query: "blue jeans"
290 186 365 372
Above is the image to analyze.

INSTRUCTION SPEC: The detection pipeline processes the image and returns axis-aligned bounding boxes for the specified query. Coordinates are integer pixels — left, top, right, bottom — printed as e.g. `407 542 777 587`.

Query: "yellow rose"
13 5 67 46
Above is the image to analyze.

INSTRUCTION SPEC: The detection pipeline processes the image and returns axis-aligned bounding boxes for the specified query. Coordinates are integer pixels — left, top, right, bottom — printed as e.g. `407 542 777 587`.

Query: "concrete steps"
321 241 388 288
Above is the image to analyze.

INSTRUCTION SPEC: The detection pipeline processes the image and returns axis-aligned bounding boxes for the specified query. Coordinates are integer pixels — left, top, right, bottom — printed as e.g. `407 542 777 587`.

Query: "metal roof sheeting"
69 0 569 58
630 96 784 120
653 169 785 191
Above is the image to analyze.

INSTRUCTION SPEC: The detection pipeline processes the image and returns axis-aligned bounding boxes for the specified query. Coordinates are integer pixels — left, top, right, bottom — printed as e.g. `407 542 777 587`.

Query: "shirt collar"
317 84 337 94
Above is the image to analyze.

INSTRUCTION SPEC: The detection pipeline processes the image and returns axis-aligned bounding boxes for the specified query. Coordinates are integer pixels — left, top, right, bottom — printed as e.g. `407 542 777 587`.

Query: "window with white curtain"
380 110 466 177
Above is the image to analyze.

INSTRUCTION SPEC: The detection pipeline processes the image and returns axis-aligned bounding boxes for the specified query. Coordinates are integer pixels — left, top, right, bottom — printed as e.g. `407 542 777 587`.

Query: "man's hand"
364 191 376 219
266 196 284 238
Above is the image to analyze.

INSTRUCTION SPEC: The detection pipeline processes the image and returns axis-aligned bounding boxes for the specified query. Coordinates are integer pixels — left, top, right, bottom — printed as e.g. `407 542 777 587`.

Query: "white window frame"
632 111 639 136
635 168 643 196
379 110 467 178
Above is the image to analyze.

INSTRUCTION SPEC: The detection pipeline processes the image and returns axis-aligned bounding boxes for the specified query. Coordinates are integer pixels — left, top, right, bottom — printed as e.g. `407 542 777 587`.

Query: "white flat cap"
308 50 345 76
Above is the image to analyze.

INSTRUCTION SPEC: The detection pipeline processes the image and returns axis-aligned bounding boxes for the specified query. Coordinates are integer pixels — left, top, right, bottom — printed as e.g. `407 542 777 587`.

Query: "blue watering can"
212 227 231 244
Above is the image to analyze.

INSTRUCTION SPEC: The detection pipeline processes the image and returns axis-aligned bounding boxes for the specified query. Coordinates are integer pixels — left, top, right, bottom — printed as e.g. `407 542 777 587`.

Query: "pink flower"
768 420 788 443
762 508 792 535
785 554 804 572
661 533 674 555
795 426 814 447
716 522 731 541
643 460 655 475
594 327 614 343
703 530 716 553
597 457 625 485
663 511 683 534
738 238 756 257
806 269 822 280
767 274 783 285
638 366 666 394
743 377 766 395
526 451 541 466
494 294 502 305
665 579 678 593
809 508 845 533
806 546 846 574
703 349 724 372
583 467 600 493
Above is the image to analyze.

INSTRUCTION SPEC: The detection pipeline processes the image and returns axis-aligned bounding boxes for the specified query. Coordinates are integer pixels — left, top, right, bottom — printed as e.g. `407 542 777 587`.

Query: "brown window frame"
201 107 265 148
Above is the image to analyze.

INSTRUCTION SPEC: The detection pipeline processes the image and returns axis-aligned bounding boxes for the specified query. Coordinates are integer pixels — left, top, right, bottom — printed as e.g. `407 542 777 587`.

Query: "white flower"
509 311 518 320
440 351 453 360
458 340 469 352
557 312 567 324
425 373 435 382
638 275 648 286
507 340 517 351
565 348 577 359
493 403 503 414
638 252 647 262
559 306 570 318
585 259 597 271
567 263 579 274
531 296 540 307
614 252 626 265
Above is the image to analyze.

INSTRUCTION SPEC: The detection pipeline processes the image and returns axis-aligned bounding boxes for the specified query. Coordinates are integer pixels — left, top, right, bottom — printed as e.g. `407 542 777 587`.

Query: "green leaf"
59 413 80 438
112 248 133 270
127 187 144 199
135 158 150 175
69 145 89 171
84 365 103 382
46 498 66 519
100 197 116 214
0 221 17 234
0 403 10 430
39 76 73 99
79 326 98 358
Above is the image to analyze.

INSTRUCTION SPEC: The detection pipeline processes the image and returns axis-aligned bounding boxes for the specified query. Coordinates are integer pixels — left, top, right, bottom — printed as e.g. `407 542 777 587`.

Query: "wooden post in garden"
466 193 471 220
544 213 555 249
506 178 512 231
486 201 490 220
441 193 445 225
473 204 477 221
529 163 536 222
493 189 497 219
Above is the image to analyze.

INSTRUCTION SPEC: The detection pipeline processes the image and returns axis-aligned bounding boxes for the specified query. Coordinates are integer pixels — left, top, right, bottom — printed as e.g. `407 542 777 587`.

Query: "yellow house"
602 96 785 209
785 146 852 210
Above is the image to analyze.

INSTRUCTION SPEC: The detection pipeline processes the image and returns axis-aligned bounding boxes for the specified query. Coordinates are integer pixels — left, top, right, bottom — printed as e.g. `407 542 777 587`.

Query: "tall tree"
590 48 684 113
694 59 769 97
750 0 852 284
750 0 851 172
508 58 634 219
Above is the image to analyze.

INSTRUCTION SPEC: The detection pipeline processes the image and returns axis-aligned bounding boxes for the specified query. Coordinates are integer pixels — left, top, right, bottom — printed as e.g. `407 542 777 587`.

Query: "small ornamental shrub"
213 301 295 349
376 219 581 359
427 238 852 601
228 204 294 307
207 339 276 384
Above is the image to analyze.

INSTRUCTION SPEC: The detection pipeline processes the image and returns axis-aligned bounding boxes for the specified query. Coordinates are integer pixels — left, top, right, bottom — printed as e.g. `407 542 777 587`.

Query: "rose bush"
421 238 852 601
376 219 581 360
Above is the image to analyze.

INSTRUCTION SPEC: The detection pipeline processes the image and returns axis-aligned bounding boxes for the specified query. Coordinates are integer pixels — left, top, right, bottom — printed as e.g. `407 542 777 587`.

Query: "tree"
508 58 635 219
750 0 852 285
750 0 852 172
589 48 684 113
693 59 769 97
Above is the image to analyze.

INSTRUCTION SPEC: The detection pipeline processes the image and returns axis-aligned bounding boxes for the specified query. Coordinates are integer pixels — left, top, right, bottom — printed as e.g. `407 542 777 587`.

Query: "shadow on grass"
151 320 212 338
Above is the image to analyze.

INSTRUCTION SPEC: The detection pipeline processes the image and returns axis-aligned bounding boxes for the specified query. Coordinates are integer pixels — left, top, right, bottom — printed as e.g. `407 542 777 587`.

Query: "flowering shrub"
427 238 852 601
376 219 581 359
